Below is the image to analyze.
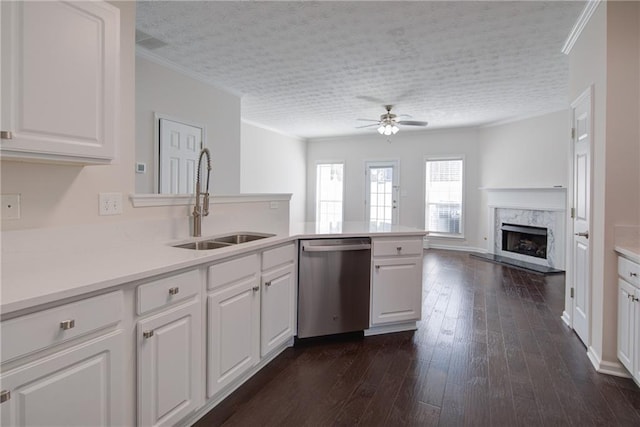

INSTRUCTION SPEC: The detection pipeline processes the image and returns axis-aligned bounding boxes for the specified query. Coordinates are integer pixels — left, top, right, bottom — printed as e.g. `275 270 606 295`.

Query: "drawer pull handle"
143 330 154 339
0 130 13 140
265 281 272 287
169 287 180 295
252 286 260 292
0 390 10 403
631 272 638 278
60 319 75 330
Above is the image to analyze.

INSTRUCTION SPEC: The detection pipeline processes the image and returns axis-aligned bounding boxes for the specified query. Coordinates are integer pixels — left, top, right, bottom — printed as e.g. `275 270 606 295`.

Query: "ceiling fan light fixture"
377 125 385 135
391 125 399 134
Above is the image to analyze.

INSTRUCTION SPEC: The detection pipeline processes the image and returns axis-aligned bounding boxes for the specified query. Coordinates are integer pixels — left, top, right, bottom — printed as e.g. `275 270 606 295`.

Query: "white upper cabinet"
0 1 119 164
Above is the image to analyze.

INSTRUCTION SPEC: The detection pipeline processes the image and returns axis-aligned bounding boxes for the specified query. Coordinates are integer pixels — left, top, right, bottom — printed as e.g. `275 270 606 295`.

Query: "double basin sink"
173 232 274 250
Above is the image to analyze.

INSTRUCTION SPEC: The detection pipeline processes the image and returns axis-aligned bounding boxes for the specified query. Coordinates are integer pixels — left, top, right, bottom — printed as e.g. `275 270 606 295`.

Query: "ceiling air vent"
135 29 167 50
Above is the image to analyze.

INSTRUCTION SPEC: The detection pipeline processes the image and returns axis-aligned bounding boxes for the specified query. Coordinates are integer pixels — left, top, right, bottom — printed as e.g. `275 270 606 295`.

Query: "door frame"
565 85 594 346
364 159 400 225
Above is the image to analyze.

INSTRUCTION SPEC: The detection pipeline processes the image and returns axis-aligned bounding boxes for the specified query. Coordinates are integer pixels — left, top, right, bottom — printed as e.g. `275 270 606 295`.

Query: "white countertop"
1 222 426 317
615 244 640 264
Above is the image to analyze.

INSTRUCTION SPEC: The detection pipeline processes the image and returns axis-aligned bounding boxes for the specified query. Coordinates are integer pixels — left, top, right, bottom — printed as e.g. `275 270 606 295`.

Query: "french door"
365 161 399 226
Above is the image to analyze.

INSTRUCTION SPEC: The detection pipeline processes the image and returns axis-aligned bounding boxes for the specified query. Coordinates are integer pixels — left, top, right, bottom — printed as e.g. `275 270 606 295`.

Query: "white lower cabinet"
207 254 260 398
617 254 640 383
370 237 423 326
137 270 202 427
261 244 296 357
0 291 124 426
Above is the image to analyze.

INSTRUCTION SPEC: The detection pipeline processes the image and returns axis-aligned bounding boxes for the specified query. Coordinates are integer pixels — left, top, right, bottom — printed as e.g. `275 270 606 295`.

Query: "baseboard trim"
365 322 417 336
182 338 293 426
425 244 487 253
561 311 572 327
586 346 632 378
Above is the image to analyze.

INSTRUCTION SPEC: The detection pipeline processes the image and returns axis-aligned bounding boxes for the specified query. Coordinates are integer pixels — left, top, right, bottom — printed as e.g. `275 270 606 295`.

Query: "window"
425 158 463 235
316 163 344 223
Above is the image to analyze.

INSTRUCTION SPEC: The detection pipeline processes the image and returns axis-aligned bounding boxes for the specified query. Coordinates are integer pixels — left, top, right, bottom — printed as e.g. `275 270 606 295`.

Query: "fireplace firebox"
501 223 548 259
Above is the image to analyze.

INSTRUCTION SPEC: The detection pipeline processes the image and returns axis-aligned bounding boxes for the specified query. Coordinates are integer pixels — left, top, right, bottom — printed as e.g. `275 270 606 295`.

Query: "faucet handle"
202 193 210 216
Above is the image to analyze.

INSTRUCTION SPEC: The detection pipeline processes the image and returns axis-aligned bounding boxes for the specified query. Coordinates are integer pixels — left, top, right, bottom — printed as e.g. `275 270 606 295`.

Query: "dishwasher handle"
302 243 371 253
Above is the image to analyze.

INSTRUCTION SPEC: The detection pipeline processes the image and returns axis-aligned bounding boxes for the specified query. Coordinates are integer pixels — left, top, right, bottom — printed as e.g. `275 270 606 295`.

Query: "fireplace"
485 187 566 270
501 223 547 259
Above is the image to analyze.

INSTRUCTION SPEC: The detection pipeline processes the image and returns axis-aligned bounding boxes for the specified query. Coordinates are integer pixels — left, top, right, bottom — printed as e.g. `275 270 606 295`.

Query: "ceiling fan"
357 105 429 135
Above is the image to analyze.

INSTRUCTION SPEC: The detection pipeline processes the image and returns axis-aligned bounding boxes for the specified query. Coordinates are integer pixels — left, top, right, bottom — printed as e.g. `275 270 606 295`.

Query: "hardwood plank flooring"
194 249 640 426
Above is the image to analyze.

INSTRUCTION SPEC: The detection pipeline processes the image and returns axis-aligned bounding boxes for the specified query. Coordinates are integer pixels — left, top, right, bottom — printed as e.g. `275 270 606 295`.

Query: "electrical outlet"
1 194 21 220
99 192 123 216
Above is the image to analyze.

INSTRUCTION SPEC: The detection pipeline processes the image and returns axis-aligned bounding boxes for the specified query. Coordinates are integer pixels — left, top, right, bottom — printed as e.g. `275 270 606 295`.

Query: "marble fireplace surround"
485 187 567 269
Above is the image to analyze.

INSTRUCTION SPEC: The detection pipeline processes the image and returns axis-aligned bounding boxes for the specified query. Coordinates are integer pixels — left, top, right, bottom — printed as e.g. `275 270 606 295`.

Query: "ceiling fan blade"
356 123 380 129
397 120 429 127
356 118 380 122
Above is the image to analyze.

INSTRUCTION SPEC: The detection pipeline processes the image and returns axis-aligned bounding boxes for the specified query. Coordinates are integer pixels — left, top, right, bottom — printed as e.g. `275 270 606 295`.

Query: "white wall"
306 128 483 251
567 1 640 371
476 110 570 245
240 121 307 224
135 56 241 195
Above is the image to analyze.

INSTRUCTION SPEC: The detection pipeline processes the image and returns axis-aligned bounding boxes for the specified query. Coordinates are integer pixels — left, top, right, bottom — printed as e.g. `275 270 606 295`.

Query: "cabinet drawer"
262 243 296 271
208 253 259 290
137 269 201 315
619 256 640 287
373 238 423 257
1 290 123 362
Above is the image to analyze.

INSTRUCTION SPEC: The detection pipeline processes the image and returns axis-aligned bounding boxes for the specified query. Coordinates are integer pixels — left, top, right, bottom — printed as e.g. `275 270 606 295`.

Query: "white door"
571 87 592 345
159 118 202 194
365 161 399 226
0 332 123 426
261 264 296 357
138 300 202 427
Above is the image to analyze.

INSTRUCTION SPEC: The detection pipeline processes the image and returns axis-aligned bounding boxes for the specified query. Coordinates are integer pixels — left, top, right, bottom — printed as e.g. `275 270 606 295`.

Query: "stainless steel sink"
173 241 232 250
172 232 274 250
213 233 274 244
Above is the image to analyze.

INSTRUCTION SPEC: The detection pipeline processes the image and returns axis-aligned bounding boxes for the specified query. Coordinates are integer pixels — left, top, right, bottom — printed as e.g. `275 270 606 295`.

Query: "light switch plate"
99 192 123 215
1 194 21 220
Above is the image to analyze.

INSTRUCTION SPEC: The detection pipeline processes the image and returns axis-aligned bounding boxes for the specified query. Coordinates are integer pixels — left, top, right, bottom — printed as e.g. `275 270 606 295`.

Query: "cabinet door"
0 331 123 426
0 1 118 163
207 276 260 398
371 256 423 325
634 287 640 381
261 264 296 356
618 279 635 373
138 300 202 427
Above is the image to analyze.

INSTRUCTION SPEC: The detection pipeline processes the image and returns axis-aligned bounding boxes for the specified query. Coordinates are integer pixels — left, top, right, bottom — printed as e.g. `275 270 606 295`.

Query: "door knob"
574 231 589 239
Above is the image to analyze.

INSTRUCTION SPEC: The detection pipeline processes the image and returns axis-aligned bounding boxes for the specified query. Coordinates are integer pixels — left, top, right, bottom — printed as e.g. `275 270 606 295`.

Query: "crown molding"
561 0 602 55
135 47 242 97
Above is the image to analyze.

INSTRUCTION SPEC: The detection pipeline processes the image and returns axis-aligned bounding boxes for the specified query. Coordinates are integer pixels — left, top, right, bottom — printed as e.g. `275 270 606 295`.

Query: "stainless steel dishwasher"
298 238 371 338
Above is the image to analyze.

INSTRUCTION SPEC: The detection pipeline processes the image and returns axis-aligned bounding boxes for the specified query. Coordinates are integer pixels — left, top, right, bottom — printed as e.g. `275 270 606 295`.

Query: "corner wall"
240 121 307 224
135 56 241 195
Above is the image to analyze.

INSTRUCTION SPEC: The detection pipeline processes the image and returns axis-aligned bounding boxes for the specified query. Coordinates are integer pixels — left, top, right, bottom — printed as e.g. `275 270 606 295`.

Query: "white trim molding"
130 193 292 208
587 346 632 378
562 0 602 55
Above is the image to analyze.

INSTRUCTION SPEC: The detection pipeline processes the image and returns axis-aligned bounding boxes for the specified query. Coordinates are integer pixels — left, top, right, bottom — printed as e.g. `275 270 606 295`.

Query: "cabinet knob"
265 281 272 287
633 296 639 303
630 272 638 278
375 265 380 271
0 131 13 140
143 330 154 339
0 390 10 404
168 287 180 295
396 247 402 252
60 319 75 330
252 286 260 292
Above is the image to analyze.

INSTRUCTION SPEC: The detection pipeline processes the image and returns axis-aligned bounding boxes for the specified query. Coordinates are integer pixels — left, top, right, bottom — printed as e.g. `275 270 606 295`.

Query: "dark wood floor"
195 249 640 426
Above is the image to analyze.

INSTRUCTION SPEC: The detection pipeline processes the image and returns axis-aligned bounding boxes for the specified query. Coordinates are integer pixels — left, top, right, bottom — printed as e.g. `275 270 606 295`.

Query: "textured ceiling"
136 1 585 139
